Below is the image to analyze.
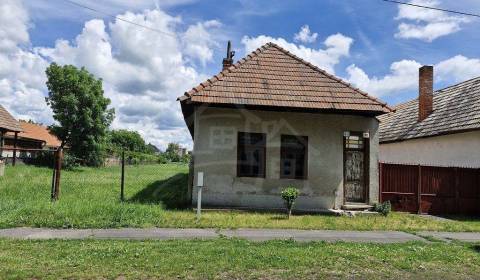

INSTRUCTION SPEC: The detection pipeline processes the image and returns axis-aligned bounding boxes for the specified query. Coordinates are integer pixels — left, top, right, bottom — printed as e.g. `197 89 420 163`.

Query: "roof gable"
179 43 391 114
379 76 480 142
0 105 22 132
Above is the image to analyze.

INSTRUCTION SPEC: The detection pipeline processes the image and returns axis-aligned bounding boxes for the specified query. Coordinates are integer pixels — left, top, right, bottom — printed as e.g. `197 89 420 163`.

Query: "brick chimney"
418 65 433 122
222 41 235 70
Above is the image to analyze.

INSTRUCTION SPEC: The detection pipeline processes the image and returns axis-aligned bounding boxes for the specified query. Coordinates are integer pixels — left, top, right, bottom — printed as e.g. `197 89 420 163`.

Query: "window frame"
236 132 267 178
280 134 308 180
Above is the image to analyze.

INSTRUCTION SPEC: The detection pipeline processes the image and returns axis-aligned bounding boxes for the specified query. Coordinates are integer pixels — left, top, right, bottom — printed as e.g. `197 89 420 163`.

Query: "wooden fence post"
379 162 383 203
53 148 63 201
454 167 460 215
51 151 57 200
120 150 125 201
0 131 4 159
417 164 422 214
12 132 18 166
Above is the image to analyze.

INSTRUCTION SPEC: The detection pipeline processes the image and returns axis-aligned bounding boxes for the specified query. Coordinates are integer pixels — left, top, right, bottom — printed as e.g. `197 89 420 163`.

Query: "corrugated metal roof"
178 42 391 114
379 76 480 142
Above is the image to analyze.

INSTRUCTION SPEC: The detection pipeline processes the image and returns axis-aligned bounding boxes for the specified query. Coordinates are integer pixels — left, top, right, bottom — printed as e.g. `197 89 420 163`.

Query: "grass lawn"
1 238 480 279
1 164 480 231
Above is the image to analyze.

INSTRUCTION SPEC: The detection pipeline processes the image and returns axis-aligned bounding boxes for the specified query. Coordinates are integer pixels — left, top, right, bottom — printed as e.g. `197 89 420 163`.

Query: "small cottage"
178 42 391 211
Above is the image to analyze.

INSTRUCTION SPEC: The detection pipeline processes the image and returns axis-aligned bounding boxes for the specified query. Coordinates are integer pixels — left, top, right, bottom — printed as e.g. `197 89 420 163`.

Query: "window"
237 132 266 177
280 135 308 179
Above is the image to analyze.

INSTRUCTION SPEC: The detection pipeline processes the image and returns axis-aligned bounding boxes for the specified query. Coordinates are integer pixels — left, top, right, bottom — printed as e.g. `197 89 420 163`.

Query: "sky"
1 0 480 150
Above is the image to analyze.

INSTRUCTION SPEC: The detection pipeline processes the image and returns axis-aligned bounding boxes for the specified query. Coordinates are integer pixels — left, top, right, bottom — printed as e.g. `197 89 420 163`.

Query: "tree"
165 143 182 162
45 63 114 166
281 186 300 219
109 129 147 153
146 143 160 154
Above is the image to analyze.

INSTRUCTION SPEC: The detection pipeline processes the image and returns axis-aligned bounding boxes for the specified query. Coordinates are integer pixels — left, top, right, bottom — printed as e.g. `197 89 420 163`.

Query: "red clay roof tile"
179 42 392 114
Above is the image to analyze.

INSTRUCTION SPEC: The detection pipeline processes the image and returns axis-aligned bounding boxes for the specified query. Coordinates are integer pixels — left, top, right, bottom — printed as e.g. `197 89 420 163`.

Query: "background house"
379 66 480 168
2 120 61 161
0 105 23 163
378 66 480 215
179 42 391 211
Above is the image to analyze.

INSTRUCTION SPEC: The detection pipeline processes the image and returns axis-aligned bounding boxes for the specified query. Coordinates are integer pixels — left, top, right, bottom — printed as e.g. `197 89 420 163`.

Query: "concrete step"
341 203 374 211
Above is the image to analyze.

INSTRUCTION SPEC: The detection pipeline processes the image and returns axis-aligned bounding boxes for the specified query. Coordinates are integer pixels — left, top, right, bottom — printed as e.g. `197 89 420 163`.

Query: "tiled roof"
379 76 480 143
178 42 391 114
0 105 22 132
6 122 62 147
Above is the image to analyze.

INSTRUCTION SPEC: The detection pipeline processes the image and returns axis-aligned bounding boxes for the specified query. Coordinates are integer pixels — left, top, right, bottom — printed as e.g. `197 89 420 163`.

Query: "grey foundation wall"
192 107 380 211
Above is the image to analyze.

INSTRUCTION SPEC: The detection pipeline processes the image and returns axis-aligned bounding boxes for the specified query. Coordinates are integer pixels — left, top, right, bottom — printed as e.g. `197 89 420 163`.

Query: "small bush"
373 201 391 216
25 150 55 167
281 186 300 219
62 152 81 170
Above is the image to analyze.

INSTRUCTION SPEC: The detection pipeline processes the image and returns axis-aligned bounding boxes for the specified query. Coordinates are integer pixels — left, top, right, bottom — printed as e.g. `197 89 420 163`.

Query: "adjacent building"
379 66 480 168
0 105 23 161
0 104 61 161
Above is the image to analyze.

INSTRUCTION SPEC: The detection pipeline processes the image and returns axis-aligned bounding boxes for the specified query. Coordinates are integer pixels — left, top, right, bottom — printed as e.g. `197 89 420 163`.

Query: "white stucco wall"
192 107 380 211
380 130 480 168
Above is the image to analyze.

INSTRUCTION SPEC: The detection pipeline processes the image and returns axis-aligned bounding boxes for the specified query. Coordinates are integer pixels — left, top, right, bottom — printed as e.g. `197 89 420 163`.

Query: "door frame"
343 131 370 204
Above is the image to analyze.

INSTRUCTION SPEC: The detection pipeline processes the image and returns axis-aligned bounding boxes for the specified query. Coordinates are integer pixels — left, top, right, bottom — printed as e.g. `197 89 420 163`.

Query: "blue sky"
1 0 480 149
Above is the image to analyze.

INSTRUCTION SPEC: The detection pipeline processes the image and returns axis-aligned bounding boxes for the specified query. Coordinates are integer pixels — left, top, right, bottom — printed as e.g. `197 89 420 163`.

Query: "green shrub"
25 150 54 167
62 152 81 170
23 150 79 170
373 201 391 216
281 186 300 218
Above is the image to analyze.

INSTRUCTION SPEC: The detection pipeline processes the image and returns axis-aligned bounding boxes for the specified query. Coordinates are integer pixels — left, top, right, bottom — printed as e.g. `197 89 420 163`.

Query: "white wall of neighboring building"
380 130 480 168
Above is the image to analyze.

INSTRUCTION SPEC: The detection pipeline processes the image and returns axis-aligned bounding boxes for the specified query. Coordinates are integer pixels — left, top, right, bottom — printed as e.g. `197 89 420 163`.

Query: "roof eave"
187 101 388 116
380 127 480 144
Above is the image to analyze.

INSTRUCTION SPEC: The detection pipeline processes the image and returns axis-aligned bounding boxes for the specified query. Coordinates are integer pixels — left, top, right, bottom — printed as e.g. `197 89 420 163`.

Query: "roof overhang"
380 127 480 144
179 99 388 139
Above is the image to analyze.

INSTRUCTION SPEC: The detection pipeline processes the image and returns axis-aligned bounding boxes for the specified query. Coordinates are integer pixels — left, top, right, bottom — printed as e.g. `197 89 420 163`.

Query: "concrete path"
0 228 218 240
418 231 480 242
0 228 426 243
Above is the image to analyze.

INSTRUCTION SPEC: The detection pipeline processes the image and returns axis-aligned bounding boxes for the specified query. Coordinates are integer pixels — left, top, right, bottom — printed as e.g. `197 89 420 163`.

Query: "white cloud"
436 55 480 82
346 55 480 97
242 33 353 74
0 0 52 124
0 0 30 52
0 1 220 150
182 20 222 66
293 25 318 43
394 0 470 42
346 60 421 97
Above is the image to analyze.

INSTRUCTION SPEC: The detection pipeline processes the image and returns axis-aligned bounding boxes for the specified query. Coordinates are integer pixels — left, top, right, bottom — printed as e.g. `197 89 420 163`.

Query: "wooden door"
344 133 367 203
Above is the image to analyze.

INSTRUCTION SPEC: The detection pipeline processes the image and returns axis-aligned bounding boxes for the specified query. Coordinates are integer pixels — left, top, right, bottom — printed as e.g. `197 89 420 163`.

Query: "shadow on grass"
434 215 480 222
469 244 480 254
128 173 189 209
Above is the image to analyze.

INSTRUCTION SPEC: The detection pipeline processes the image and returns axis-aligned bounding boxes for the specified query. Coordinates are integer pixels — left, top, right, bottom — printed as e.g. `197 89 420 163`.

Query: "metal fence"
379 162 480 215
1 148 190 207
0 147 62 200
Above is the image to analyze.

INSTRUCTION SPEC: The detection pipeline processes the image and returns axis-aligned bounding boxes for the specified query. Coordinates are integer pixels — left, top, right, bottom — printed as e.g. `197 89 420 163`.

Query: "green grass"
1 164 480 231
1 239 480 279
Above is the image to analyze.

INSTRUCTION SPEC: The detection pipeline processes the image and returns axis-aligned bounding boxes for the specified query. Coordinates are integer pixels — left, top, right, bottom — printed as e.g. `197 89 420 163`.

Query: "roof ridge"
382 75 480 117
436 75 480 94
179 43 275 100
266 42 393 112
